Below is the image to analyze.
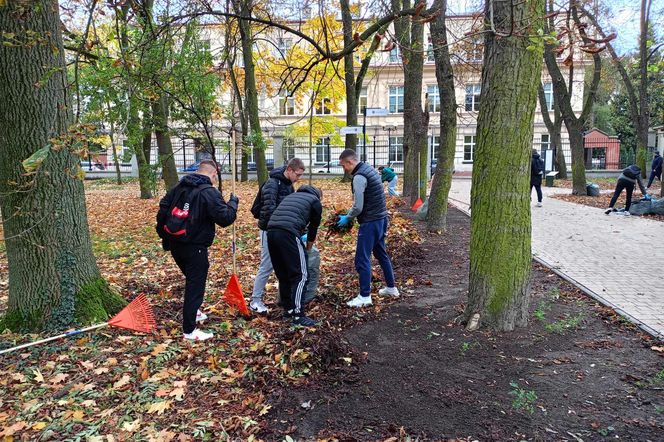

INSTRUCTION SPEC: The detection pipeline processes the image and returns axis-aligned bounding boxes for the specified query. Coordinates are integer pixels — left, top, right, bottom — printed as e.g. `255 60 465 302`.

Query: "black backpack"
250 182 266 219
163 184 211 240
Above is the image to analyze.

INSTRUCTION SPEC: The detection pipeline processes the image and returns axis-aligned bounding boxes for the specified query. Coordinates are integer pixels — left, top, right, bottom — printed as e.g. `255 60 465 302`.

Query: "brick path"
448 179 664 339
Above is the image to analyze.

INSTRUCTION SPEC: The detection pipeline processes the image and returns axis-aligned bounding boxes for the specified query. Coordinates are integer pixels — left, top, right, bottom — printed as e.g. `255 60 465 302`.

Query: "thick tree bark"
538 84 567 179
235 0 268 184
465 0 543 331
152 95 179 190
0 0 125 332
426 0 457 232
393 0 428 203
340 0 358 153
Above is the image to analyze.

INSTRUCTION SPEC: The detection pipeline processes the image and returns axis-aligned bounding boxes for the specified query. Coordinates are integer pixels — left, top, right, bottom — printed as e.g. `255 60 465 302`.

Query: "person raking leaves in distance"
337 149 399 307
156 159 238 341
249 158 305 314
378 165 398 196
266 185 323 327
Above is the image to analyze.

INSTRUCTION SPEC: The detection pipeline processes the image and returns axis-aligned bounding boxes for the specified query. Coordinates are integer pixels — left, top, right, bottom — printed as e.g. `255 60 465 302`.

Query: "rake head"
223 273 250 316
108 293 156 333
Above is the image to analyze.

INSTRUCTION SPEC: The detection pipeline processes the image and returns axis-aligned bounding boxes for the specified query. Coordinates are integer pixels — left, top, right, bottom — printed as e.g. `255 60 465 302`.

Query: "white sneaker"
378 286 400 297
624 211 631 216
536 202 542 207
249 300 269 314
183 329 214 341
196 309 208 322
346 295 373 308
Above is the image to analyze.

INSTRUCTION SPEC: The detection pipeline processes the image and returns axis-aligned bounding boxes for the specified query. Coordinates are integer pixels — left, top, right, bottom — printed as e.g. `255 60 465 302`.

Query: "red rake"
0 294 156 356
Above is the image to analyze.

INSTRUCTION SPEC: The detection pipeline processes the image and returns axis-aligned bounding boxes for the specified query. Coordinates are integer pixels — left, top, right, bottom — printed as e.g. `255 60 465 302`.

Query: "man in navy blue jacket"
647 151 662 189
337 149 398 308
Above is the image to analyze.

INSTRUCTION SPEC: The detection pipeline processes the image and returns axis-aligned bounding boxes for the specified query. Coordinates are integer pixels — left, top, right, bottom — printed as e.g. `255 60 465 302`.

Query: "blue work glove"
300 234 308 242
644 193 652 201
337 215 351 227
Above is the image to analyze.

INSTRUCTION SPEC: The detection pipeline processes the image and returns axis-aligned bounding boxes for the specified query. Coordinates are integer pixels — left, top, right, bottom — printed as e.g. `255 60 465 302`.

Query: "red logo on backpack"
165 202 191 236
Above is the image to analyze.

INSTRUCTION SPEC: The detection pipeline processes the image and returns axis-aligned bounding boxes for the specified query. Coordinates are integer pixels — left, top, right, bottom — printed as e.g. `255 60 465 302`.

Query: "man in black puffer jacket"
267 185 323 327
251 158 305 314
647 151 662 189
605 164 648 216
157 160 238 341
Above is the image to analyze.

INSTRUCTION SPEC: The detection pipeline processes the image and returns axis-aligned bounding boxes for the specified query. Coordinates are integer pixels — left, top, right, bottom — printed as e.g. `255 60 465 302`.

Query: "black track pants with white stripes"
267 230 308 315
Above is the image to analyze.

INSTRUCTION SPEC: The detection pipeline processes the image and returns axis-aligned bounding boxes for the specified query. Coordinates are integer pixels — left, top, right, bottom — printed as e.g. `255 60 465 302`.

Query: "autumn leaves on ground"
0 180 421 440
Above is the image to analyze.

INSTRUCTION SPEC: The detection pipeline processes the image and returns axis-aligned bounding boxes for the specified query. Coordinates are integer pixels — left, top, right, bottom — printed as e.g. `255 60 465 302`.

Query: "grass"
544 313 585 334
509 382 537 414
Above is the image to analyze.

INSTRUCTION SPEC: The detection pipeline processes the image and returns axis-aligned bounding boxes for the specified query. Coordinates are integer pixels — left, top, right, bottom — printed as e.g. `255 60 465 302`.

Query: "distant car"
247 159 274 171
315 160 342 173
80 161 105 171
178 161 202 172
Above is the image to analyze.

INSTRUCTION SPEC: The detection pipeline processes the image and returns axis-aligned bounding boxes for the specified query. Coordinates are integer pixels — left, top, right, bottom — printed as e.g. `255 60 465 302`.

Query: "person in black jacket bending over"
337 149 398 308
267 185 322 327
157 160 238 341
604 164 648 216
250 158 305 314
647 151 662 189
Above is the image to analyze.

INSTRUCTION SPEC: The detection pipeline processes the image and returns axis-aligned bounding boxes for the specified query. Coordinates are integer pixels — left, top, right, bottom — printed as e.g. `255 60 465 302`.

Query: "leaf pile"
323 208 355 238
0 179 421 440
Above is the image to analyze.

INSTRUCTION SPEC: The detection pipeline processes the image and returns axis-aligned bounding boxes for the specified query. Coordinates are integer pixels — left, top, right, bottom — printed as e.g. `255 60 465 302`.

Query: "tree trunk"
426 0 457 232
127 99 153 199
465 0 543 331
107 113 123 185
393 0 428 203
0 0 125 332
152 95 179 190
636 0 650 177
340 0 358 154
568 125 586 194
235 0 267 184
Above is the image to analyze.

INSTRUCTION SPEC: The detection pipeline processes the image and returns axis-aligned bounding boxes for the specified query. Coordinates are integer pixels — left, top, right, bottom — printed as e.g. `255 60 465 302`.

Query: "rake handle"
230 128 237 273
0 323 108 356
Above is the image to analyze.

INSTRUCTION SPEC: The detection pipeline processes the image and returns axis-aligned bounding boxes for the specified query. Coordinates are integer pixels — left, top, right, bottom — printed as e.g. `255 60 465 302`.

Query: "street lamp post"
383 125 396 166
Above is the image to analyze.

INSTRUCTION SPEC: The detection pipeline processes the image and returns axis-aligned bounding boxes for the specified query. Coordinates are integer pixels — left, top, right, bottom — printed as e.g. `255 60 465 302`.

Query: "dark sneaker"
282 310 294 320
604 207 613 215
292 316 318 327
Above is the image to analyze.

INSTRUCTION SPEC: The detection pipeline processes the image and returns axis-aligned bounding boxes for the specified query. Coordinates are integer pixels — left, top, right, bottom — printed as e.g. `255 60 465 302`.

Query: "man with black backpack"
157 160 238 341
605 164 648 216
531 149 545 207
249 158 305 314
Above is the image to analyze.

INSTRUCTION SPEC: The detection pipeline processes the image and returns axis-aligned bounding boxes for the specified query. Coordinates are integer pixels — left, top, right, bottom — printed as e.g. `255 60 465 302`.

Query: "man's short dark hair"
198 159 218 172
339 149 358 161
378 166 385 171
287 157 305 171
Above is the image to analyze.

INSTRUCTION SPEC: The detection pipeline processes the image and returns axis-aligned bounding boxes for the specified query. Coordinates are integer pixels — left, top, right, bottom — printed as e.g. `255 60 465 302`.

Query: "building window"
315 97 332 115
540 134 550 151
463 135 476 162
389 45 401 63
315 138 330 163
283 139 296 161
427 85 440 113
358 87 367 115
389 86 404 113
543 82 554 111
279 96 295 115
275 37 292 57
465 83 481 112
429 135 440 160
466 36 483 62
426 40 435 63
389 136 404 162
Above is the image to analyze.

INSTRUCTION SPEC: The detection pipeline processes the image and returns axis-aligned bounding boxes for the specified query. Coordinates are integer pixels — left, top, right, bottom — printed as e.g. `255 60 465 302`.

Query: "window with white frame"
427 85 440 113
540 134 550 151
389 86 404 113
283 138 296 161
429 135 440 160
389 45 401 63
463 135 476 162
275 37 292 57
358 87 367 114
466 36 483 62
389 136 404 163
315 138 330 163
543 82 554 111
426 40 435 63
465 83 481 112
315 97 333 115
279 96 295 115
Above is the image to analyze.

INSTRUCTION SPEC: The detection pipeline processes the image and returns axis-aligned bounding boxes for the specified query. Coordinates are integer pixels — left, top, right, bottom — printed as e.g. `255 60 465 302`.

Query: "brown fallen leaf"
147 400 172 415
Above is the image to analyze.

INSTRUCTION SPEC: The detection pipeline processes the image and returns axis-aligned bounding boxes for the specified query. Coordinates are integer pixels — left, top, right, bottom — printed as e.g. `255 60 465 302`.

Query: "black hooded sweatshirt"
156 173 238 247
257 166 294 231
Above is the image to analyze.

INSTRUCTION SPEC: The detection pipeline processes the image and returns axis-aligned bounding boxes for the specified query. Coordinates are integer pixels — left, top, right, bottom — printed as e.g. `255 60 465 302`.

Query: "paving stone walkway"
448 179 664 339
